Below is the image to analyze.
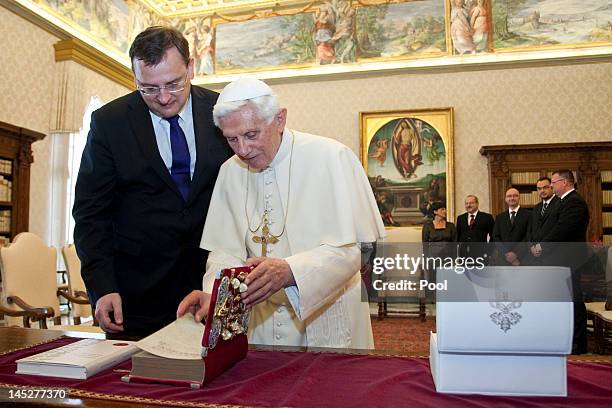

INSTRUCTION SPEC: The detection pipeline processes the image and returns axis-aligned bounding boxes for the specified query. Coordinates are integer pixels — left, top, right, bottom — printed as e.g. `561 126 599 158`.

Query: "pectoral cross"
252 213 278 257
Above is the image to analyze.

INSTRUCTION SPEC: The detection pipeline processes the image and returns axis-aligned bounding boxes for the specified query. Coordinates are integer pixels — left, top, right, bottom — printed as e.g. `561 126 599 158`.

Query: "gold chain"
245 131 295 238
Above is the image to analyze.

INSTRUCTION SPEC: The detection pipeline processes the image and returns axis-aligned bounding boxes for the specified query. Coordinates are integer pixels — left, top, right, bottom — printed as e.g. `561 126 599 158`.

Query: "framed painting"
492 0 612 51
360 108 454 228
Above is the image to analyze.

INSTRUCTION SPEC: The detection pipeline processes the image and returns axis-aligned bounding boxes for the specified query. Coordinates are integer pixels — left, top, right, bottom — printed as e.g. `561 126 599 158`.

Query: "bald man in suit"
492 188 531 265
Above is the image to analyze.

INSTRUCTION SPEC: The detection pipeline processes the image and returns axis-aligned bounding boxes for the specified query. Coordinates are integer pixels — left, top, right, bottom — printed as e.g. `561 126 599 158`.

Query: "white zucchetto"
217 78 274 103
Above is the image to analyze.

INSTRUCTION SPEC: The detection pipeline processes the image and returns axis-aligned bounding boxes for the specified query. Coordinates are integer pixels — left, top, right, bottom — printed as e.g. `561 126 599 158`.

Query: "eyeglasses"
137 75 188 96
551 178 566 185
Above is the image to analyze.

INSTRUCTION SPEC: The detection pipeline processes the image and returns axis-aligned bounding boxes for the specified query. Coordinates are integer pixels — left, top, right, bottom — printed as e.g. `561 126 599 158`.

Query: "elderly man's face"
218 104 287 170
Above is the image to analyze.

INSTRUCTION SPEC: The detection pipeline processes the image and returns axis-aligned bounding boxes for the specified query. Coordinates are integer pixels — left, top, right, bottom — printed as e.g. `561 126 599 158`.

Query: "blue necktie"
165 115 190 201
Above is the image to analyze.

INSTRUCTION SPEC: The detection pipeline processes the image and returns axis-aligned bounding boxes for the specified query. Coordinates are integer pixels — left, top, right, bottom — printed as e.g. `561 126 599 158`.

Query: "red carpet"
372 315 435 355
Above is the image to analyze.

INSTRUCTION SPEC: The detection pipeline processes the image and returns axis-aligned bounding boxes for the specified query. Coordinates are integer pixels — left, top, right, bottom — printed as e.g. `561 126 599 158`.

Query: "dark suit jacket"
491 207 531 264
541 191 589 244
456 211 495 259
539 190 590 273
528 196 561 244
456 211 495 243
540 190 590 352
73 86 232 335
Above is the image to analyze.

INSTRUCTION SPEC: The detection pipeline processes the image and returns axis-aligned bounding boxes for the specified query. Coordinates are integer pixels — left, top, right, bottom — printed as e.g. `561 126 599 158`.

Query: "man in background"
531 170 589 354
456 195 494 261
492 188 531 265
527 176 560 264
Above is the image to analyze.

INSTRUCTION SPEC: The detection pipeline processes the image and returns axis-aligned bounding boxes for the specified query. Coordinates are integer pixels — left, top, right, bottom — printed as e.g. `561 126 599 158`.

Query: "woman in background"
422 202 457 300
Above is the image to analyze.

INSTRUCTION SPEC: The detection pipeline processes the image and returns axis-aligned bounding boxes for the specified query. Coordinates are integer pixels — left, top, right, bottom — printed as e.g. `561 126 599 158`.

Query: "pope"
177 78 385 348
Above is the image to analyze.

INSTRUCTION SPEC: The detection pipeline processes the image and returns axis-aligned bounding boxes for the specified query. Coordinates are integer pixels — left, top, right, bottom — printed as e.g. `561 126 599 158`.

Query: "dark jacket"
492 207 531 264
73 86 232 335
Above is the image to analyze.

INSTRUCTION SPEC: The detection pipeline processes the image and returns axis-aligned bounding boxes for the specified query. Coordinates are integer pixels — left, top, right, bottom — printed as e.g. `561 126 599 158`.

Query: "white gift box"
436 301 573 354
430 266 573 396
429 333 567 396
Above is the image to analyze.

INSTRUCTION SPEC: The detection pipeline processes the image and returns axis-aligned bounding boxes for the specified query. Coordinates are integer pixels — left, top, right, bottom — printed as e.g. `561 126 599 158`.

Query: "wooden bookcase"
0 121 45 246
480 142 612 243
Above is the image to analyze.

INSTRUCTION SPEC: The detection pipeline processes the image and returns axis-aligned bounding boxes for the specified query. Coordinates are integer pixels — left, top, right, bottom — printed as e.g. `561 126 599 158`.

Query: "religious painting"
128 0 166 48
360 108 455 228
449 0 493 54
173 16 215 76
215 13 317 73
315 0 357 64
492 0 612 50
357 0 448 60
18 0 612 83
34 0 133 53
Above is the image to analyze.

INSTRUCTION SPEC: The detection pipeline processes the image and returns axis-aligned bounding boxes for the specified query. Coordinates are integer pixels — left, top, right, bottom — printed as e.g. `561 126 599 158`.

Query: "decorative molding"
53 39 135 90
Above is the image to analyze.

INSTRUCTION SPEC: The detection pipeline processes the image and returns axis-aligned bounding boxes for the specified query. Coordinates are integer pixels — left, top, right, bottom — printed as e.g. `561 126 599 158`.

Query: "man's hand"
242 257 295 307
95 293 124 333
177 290 211 322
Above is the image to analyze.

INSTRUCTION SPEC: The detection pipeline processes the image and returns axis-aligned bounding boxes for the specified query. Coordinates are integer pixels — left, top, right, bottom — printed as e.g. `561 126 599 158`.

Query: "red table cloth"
1 337 611 407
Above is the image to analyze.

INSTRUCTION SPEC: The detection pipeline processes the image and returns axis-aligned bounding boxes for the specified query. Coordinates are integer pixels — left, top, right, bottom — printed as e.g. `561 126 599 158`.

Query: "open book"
16 339 138 379
123 265 253 388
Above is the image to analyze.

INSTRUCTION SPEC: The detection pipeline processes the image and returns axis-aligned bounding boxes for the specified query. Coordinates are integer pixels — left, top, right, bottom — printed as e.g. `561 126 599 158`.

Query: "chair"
585 246 612 354
377 227 426 321
0 232 100 332
61 244 95 325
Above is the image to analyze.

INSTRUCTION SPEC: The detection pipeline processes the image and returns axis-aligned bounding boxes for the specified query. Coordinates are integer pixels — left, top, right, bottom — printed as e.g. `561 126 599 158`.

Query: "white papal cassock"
200 129 385 348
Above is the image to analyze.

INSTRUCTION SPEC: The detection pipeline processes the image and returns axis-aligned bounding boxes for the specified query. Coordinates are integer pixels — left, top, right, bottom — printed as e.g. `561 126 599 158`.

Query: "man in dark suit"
73 27 232 336
492 188 531 265
527 176 560 262
532 170 589 354
456 195 495 261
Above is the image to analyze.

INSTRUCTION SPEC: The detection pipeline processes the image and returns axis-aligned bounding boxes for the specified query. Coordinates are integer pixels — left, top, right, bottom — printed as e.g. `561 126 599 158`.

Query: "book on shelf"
519 191 540 206
603 213 612 228
0 177 12 201
123 265 254 388
0 158 12 174
603 190 612 205
0 209 11 233
16 339 138 379
511 172 540 185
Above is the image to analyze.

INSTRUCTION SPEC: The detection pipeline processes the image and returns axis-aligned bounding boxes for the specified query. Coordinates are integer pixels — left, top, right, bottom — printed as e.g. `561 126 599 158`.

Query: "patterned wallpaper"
2 5 612 241
1 6 129 243
210 61 612 217
0 6 56 133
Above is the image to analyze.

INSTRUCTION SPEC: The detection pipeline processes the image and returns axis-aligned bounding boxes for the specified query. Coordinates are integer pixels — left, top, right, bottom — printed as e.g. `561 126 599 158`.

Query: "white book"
16 339 139 379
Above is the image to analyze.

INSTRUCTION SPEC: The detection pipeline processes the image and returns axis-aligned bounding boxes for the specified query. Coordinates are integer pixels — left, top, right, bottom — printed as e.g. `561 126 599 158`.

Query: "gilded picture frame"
360 108 455 228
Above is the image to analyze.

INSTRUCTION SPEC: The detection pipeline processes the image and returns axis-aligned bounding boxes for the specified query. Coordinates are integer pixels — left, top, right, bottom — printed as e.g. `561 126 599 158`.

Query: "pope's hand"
242 257 296 307
177 290 211 322
95 293 124 333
